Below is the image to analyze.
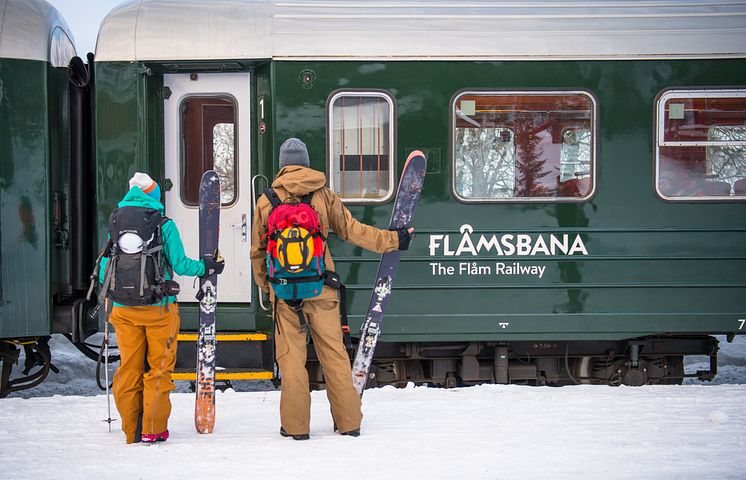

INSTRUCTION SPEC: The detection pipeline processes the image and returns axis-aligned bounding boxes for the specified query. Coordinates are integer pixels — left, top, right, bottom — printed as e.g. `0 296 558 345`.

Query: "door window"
180 96 237 205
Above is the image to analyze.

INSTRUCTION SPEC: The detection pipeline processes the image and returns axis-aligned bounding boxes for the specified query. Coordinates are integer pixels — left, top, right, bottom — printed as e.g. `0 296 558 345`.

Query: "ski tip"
200 169 220 185
406 150 425 162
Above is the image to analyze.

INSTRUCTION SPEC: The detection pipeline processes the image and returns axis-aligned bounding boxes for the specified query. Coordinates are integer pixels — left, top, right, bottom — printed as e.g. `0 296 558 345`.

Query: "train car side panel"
0 59 51 337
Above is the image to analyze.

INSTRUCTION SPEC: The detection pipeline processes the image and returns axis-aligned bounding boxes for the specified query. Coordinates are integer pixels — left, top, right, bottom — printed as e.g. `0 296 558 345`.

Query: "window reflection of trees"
514 115 552 197
706 126 746 193
455 127 515 198
454 94 592 200
213 122 235 204
560 130 591 183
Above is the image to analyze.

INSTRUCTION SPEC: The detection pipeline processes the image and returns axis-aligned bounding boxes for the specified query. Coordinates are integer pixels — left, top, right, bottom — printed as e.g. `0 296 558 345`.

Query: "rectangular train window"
453 91 596 202
180 96 237 206
328 91 395 202
656 90 746 200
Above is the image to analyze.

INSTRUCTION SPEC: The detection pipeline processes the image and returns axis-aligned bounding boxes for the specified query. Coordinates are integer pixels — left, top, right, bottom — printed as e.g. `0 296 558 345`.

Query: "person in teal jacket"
102 172 224 444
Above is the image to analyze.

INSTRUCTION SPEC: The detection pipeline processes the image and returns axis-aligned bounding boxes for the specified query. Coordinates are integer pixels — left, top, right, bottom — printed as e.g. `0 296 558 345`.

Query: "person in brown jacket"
250 138 413 440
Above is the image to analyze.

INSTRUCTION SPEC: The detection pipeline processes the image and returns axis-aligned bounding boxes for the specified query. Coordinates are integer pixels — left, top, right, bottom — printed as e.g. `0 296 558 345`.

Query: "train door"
163 73 251 303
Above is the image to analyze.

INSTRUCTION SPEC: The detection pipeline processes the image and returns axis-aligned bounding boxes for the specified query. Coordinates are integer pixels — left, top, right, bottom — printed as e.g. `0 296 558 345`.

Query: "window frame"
326 89 397 204
450 89 598 204
178 93 239 208
655 88 746 202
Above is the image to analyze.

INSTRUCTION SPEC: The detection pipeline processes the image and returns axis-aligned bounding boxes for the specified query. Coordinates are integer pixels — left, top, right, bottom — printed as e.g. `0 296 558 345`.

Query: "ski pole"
103 313 117 432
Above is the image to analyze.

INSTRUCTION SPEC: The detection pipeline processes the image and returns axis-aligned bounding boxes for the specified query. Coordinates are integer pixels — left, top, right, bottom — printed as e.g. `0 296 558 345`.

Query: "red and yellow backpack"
264 188 325 300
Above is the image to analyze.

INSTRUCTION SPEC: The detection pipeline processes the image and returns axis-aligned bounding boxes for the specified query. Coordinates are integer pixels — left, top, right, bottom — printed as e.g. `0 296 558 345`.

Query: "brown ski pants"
274 298 361 435
109 304 180 444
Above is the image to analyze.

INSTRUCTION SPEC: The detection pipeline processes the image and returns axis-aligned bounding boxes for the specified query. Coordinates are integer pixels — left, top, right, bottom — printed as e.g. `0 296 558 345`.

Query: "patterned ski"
351 151 426 396
195 170 220 434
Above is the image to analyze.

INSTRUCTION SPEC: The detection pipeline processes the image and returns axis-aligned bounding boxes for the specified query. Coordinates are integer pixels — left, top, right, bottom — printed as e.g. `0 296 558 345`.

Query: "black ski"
352 151 426 396
195 170 220 433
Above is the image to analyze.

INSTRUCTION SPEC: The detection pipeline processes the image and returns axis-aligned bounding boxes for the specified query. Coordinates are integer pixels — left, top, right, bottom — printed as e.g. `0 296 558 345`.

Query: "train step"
173 331 274 381
171 368 273 381
177 332 269 342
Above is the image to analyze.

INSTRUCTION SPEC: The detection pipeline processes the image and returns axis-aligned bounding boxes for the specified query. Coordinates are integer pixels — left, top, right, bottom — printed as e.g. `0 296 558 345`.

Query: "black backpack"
99 206 172 306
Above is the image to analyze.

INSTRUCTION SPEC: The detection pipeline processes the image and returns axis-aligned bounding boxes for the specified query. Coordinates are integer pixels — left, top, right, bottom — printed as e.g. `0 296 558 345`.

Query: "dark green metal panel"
94 62 150 240
270 59 746 341
0 59 52 338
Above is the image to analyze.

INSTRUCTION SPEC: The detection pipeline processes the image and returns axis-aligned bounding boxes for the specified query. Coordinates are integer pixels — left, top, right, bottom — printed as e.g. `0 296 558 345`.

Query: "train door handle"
230 214 248 242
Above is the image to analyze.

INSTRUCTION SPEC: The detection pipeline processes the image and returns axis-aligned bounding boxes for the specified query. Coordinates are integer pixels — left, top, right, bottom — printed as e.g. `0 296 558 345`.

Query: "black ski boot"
280 426 309 441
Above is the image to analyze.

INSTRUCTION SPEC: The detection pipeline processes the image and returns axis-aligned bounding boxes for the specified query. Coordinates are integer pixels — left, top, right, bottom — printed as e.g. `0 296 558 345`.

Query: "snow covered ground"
2 335 745 479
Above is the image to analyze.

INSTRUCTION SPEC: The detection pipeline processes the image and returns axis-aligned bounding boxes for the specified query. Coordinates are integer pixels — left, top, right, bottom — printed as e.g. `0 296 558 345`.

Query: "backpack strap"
86 238 113 302
156 216 173 310
265 187 315 207
264 188 282 208
323 271 351 350
156 216 172 281
99 254 116 304
285 299 309 333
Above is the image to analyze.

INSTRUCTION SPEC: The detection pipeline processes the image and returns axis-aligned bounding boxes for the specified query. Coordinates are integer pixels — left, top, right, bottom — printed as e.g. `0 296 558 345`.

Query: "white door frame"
163 72 251 303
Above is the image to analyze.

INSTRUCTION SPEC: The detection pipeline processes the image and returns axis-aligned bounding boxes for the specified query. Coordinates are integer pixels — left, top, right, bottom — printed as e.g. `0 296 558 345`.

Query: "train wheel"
661 356 684 385
0 337 55 397
571 356 625 385
369 361 404 388
572 356 595 384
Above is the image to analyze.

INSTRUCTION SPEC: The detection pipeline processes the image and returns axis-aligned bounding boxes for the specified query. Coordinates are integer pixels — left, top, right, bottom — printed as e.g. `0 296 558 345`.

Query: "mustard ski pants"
274 298 362 435
110 304 180 444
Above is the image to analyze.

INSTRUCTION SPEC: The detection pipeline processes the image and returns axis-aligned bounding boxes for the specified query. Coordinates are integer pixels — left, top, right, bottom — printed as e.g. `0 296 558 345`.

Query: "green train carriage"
92 0 746 387
0 0 99 396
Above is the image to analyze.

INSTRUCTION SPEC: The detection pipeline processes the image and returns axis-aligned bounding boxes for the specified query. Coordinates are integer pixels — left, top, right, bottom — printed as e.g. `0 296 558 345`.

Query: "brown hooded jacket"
250 165 399 301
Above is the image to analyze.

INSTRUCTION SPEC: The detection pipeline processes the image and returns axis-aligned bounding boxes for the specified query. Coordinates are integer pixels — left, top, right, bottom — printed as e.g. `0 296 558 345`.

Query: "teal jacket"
100 186 206 306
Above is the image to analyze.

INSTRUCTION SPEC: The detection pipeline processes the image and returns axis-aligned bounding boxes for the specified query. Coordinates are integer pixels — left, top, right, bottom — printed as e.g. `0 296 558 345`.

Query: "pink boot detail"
141 430 169 443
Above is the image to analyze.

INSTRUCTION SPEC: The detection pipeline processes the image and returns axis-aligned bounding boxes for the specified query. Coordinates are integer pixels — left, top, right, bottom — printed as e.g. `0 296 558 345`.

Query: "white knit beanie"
128 172 160 200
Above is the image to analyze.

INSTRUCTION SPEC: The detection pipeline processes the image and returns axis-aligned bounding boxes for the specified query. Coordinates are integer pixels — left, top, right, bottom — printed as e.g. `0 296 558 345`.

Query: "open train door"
163 73 252 303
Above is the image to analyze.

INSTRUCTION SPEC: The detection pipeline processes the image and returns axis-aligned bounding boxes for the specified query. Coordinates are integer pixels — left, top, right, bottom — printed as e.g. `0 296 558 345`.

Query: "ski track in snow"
1 334 745 479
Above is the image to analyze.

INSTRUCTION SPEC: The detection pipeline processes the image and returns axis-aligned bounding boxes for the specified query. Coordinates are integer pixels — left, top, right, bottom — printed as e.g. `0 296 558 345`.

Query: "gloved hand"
202 251 225 277
392 227 414 251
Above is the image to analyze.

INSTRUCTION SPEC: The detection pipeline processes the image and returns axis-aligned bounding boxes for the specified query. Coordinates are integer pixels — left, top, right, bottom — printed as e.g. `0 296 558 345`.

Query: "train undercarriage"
309 335 719 388
2 334 720 397
0 337 59 398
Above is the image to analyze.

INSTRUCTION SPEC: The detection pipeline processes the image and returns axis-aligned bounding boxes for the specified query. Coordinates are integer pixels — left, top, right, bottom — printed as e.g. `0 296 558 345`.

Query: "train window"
656 90 746 200
452 91 596 202
180 96 237 206
328 91 395 203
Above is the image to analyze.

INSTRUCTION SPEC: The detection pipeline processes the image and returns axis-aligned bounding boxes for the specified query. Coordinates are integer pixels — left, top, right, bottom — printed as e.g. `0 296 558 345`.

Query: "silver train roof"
96 0 746 62
0 0 76 66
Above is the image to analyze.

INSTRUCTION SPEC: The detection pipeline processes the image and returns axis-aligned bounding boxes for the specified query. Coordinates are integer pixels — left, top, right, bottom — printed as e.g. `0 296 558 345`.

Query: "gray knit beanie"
279 137 310 168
